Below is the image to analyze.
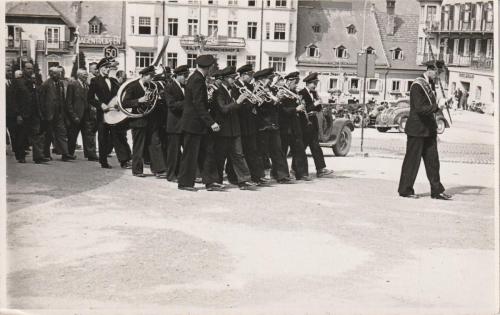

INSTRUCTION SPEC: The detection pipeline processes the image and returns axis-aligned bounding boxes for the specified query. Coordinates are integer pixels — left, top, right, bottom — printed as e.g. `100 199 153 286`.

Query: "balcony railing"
421 53 493 70
438 18 494 33
36 40 70 51
180 35 246 51
5 39 29 50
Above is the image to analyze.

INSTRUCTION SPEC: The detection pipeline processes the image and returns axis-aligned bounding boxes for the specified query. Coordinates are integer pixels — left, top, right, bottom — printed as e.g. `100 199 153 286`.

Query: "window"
269 56 286 72
155 17 160 35
407 80 413 91
46 27 60 43
187 53 197 68
329 78 338 89
307 45 319 57
89 23 100 34
486 39 493 58
208 20 218 36
391 48 403 60
418 37 424 54
350 78 359 90
426 6 437 22
248 0 256 6
228 21 238 38
276 0 286 7
347 24 356 34
168 18 178 36
312 24 320 33
486 3 493 22
247 22 257 39
188 19 198 36
474 39 481 57
265 22 270 39
227 55 237 67
138 17 151 35
368 79 378 90
274 23 286 40
366 46 375 54
188 0 199 3
246 55 256 68
463 38 470 56
208 0 214 4
135 51 154 68
131 16 135 34
420 6 425 20
391 80 401 92
266 0 271 7
167 52 178 69
463 3 471 24
228 0 238 5
334 45 347 58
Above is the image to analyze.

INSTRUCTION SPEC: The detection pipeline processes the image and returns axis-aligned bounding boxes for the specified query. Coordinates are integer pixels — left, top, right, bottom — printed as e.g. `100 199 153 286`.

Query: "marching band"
7 54 336 192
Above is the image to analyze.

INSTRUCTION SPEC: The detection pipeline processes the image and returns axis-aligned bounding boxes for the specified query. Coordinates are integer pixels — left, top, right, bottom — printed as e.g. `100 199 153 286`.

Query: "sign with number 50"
103 45 118 58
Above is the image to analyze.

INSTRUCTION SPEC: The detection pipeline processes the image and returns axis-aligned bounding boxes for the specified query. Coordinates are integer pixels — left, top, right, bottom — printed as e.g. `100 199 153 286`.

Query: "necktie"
105 78 111 90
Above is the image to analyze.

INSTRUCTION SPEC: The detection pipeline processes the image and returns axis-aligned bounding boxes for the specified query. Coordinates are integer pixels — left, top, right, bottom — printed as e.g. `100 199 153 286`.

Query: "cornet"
238 85 262 104
253 81 277 105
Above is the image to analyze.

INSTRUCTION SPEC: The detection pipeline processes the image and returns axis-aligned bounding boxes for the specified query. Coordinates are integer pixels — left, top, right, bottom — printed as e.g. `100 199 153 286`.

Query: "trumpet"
238 85 262 104
277 84 312 126
253 81 277 105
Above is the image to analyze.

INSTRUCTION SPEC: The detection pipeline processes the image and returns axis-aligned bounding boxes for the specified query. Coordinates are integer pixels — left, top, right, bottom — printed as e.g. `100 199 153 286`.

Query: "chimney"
386 0 396 36
71 1 82 24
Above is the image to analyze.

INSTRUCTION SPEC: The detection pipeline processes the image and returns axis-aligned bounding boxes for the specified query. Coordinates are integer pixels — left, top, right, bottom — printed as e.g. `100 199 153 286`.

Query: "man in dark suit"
39 67 72 161
88 57 132 169
398 62 451 200
254 68 292 184
121 65 167 177
211 66 255 189
177 55 222 191
164 64 189 182
277 71 310 181
298 72 333 177
65 69 98 161
229 64 267 185
6 66 27 163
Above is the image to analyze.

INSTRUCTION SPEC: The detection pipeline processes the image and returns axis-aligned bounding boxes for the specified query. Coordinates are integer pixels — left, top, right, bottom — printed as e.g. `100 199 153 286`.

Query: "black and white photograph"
1 0 498 314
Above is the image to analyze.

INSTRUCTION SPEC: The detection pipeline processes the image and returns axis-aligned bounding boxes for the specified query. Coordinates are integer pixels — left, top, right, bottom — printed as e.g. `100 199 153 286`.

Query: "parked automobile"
374 99 450 134
318 104 355 156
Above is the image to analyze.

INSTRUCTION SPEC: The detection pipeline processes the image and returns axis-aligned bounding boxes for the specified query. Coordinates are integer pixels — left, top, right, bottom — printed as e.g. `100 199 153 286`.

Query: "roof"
296 1 389 67
370 0 423 15
6 1 77 27
51 1 124 38
373 8 424 70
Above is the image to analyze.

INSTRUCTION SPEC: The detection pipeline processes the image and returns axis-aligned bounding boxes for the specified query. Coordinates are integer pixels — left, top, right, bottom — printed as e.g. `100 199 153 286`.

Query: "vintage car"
374 99 450 134
317 105 355 156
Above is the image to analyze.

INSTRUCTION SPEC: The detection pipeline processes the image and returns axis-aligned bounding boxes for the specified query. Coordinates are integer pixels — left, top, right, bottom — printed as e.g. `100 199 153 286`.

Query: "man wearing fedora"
398 61 452 200
177 55 222 191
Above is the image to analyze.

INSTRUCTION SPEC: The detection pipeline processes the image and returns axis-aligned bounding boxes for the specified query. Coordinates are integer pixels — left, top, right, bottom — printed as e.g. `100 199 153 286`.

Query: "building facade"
125 0 298 75
295 0 423 102
416 0 494 111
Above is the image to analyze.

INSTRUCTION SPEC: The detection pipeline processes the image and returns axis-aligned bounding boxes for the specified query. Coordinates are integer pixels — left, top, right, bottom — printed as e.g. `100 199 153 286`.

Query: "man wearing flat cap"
398 60 451 200
277 71 310 181
177 54 222 191
298 72 333 178
121 65 167 177
210 66 255 189
228 64 268 185
88 57 132 169
164 64 190 182
253 67 292 184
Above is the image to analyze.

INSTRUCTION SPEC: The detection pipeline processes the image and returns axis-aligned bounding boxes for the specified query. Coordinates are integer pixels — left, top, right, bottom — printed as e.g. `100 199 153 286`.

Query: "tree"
71 51 87 79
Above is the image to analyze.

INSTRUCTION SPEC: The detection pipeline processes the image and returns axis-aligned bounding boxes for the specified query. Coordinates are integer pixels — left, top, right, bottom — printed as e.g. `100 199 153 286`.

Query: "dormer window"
88 16 103 35
306 44 319 57
366 46 375 54
312 23 320 33
346 24 356 34
391 47 404 60
334 45 348 59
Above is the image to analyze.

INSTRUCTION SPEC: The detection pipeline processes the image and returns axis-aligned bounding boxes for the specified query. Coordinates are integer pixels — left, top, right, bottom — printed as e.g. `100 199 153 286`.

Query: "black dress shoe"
296 175 312 181
101 164 112 169
17 159 26 163
121 161 132 169
178 186 197 192
206 183 224 191
34 159 49 164
431 193 452 200
167 177 178 183
277 177 294 184
238 181 257 190
44 156 53 161
133 173 146 178
155 172 167 179
88 157 99 162
65 154 77 160
61 155 73 162
400 194 419 199
317 168 334 177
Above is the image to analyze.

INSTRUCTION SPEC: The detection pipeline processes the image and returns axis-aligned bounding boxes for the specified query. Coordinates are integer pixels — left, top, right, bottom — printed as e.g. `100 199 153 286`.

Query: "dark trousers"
7 116 28 161
29 116 46 162
227 133 265 183
303 122 326 171
178 133 218 188
146 123 167 174
214 136 251 184
131 126 167 175
67 116 97 159
258 130 290 181
97 120 131 166
166 133 182 181
43 114 69 157
398 135 445 196
281 133 309 179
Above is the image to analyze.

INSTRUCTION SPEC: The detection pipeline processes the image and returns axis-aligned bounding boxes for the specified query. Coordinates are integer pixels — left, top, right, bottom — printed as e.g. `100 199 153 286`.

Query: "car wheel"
398 117 408 133
332 125 352 156
377 127 390 132
437 119 446 134
353 115 362 128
